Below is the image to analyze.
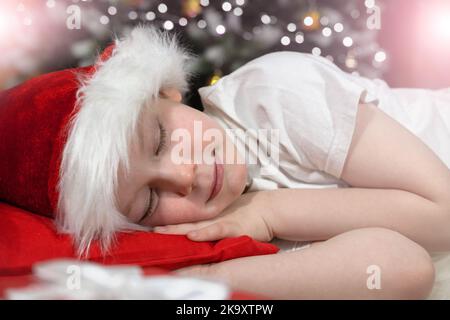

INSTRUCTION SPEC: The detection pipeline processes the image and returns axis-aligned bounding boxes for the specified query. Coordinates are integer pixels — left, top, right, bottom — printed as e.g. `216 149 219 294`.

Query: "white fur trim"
56 25 197 256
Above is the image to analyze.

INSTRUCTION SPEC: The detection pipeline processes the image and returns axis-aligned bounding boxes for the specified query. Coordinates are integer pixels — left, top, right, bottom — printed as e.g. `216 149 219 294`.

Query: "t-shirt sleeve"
205 52 368 179
275 53 367 178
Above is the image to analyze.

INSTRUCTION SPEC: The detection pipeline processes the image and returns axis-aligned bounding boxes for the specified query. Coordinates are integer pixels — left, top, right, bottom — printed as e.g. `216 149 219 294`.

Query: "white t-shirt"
198 51 450 194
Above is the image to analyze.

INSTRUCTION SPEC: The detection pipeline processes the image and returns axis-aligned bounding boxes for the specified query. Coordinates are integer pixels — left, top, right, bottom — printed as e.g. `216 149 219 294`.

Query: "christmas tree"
0 0 386 109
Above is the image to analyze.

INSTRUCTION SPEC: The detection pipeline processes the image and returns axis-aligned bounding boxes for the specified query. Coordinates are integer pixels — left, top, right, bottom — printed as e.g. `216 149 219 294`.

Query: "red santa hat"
0 25 196 255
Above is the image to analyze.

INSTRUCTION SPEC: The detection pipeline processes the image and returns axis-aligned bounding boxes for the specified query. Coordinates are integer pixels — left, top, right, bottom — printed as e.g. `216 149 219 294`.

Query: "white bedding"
429 252 450 299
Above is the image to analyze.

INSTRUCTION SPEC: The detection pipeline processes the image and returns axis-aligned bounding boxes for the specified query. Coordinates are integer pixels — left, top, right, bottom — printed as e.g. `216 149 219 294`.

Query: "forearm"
176 227 434 299
262 187 450 252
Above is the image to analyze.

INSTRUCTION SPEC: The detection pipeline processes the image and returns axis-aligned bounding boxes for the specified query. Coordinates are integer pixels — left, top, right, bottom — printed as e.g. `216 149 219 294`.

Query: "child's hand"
152 191 274 243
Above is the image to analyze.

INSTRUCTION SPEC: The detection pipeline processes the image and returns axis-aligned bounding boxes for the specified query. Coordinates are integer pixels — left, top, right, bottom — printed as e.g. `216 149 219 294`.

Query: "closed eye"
139 188 156 223
139 120 166 223
156 121 167 156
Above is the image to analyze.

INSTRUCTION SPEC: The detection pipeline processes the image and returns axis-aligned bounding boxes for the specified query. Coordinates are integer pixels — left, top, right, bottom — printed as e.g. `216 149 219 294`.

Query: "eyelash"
139 189 155 223
140 121 167 222
156 121 167 156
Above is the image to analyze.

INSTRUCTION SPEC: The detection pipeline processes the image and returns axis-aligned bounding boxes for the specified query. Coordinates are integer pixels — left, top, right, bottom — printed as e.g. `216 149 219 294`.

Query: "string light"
233 7 243 16
287 23 297 32
216 24 226 35
320 16 329 26
261 14 271 24
44 1 379 72
145 11 156 21
303 16 314 27
303 10 320 30
334 23 344 32
295 32 304 44
197 19 207 29
179 17 188 26
222 2 232 12
312 47 321 56
322 27 332 37
281 36 290 46
128 11 138 20
108 6 117 16
374 50 386 62
365 0 376 9
100 15 109 25
0 0 386 92
163 20 174 30
158 4 168 14
53 0 375 67
343 36 353 47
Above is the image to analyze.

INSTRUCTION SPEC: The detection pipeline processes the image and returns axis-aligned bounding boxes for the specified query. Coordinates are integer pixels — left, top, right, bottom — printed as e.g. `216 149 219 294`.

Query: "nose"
157 162 196 196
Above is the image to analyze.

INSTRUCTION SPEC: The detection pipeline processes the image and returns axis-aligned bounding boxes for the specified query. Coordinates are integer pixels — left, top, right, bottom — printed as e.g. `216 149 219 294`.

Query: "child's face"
116 93 248 227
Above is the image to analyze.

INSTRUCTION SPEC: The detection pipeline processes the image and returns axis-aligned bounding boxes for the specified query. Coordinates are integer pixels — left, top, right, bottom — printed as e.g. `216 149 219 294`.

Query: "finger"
152 220 215 235
187 222 238 242
152 223 196 235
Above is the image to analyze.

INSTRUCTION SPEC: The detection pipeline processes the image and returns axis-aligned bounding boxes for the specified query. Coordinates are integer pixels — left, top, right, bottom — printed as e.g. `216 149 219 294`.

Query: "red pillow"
0 202 279 275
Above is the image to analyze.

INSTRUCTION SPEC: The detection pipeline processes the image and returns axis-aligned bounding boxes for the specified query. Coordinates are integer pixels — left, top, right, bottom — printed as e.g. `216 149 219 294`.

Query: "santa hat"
0 25 197 255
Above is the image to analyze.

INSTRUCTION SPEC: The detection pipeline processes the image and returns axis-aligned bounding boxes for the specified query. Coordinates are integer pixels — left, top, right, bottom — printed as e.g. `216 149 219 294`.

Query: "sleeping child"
1 25 449 299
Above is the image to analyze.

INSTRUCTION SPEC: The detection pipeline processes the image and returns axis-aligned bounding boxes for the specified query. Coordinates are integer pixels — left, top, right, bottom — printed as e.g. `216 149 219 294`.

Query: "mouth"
207 150 224 202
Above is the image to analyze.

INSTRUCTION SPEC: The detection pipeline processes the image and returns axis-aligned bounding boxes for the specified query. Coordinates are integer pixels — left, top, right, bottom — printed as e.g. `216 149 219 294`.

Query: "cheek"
147 196 217 226
225 163 248 196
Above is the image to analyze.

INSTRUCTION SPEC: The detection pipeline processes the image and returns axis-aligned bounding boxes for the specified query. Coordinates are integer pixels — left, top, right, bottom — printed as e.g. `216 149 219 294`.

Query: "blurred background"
0 0 449 109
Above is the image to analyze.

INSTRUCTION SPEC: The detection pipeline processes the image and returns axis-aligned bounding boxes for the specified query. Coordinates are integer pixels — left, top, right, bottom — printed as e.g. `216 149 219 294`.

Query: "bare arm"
155 103 450 251
264 103 450 252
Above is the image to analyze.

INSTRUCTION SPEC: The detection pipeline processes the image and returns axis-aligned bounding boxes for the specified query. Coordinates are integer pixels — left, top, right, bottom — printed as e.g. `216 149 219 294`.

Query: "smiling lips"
208 154 224 202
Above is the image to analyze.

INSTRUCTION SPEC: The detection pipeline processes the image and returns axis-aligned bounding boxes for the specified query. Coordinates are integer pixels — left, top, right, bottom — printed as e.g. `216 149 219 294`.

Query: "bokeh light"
303 16 313 27
0 5 23 46
435 11 450 39
0 11 14 39
4 0 448 93
343 36 353 47
374 51 387 62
